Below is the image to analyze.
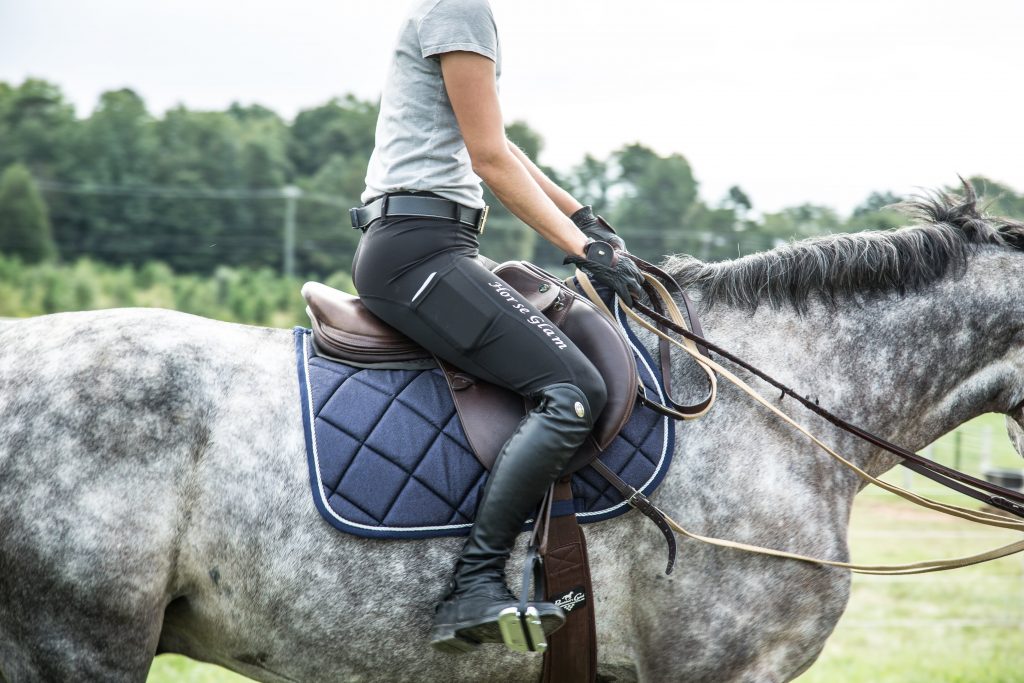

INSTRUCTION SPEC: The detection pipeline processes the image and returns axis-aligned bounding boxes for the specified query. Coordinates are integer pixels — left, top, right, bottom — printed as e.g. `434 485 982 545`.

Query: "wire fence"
33 180 784 276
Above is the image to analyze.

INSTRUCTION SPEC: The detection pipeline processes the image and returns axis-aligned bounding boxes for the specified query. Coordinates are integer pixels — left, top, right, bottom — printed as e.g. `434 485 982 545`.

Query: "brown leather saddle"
302 260 639 475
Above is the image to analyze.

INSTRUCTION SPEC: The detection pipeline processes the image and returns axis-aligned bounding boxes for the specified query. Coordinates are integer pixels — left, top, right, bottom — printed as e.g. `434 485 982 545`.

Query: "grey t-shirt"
361 0 501 209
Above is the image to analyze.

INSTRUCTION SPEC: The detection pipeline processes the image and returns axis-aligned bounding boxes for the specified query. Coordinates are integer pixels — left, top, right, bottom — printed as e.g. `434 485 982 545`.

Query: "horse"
1 185 1022 682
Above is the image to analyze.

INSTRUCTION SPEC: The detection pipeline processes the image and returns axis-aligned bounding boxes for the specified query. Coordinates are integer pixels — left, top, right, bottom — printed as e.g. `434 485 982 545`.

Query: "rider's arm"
440 51 588 258
506 141 583 217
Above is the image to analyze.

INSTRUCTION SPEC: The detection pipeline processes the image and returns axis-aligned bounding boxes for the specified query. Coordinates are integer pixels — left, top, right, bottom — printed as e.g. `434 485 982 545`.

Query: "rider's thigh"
360 255 607 415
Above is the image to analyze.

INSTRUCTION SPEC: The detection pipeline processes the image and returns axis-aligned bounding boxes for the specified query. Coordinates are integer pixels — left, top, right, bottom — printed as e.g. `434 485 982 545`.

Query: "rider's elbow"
469 145 514 182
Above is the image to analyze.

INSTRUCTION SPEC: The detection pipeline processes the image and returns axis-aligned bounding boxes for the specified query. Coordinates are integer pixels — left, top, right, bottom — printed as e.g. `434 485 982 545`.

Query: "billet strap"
573 264 1024 575
573 270 717 421
540 479 598 683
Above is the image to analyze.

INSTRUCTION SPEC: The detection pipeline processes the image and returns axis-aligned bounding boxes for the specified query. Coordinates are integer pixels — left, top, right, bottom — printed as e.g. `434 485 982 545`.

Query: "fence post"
282 185 301 278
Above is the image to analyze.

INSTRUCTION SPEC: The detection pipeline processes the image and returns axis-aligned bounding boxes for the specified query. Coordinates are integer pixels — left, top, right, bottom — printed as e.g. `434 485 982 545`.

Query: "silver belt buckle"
476 205 490 234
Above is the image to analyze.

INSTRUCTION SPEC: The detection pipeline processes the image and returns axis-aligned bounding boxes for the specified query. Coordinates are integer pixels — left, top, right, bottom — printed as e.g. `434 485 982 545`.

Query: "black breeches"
351 215 608 414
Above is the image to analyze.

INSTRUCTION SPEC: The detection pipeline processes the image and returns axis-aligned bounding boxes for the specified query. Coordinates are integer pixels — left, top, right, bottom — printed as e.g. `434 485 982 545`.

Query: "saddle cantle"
302 281 429 365
302 261 639 473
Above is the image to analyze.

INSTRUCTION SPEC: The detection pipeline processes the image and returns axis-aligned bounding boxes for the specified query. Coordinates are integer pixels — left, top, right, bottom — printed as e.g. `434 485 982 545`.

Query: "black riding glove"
570 205 627 251
564 239 644 305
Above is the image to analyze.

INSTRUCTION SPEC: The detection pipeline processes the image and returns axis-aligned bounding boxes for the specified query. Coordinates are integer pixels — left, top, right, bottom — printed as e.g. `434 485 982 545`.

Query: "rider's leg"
352 218 607 651
429 380 601 650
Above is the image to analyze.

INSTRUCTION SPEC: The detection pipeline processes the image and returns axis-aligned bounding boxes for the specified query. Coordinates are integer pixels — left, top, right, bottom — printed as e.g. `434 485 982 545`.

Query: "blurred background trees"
0 162 56 263
1 76 1021 324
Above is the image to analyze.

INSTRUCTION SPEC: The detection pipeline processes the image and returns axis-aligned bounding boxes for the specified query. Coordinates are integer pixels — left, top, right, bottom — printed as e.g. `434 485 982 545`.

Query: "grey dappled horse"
2 188 1023 682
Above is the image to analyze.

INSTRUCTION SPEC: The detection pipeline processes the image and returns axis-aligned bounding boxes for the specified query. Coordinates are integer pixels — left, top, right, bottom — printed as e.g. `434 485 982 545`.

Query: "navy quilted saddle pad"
295 300 675 539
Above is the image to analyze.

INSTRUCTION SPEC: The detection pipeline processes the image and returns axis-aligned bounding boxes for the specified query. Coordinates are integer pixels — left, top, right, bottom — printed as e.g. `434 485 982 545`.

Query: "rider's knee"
573 365 607 421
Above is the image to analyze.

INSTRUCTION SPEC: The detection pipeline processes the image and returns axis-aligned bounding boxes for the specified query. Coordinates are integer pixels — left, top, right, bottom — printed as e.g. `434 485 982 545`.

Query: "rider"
350 0 644 652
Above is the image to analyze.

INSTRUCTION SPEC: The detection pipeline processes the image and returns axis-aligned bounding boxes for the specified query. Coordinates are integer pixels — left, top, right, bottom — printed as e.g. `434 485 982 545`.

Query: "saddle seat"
302 260 639 473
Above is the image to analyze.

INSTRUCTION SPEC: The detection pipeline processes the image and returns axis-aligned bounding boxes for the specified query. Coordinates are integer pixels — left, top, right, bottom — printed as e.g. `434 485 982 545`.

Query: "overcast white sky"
2 0 1022 213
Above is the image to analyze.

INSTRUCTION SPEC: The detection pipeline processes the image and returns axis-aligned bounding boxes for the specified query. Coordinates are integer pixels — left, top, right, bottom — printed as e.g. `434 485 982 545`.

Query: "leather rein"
633 258 1024 518
571 256 1024 575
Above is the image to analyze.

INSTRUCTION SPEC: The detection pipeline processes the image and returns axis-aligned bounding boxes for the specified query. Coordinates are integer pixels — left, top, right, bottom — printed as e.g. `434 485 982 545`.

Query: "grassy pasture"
148 414 1024 682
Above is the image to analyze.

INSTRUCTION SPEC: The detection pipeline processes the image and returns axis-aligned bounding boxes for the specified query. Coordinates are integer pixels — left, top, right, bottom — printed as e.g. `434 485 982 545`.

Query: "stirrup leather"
503 494 554 654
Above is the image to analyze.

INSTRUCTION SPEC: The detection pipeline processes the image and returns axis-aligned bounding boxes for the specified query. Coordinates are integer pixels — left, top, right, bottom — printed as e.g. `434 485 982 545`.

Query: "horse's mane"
663 180 1024 311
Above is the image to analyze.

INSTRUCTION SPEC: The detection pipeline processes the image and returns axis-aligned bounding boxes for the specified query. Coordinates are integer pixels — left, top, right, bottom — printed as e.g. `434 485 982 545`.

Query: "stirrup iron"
498 605 547 653
501 504 551 654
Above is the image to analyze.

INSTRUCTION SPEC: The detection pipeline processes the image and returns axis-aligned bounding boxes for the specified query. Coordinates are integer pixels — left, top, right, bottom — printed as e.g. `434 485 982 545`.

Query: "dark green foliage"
569 154 614 216
850 191 908 231
296 156 363 274
0 79 77 178
505 121 543 159
566 142 710 260
0 77 1020 279
288 95 378 178
0 163 56 263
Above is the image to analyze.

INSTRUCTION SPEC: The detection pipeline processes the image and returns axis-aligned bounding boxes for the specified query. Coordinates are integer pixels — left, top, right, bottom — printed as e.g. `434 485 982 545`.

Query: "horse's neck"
692 252 1023 478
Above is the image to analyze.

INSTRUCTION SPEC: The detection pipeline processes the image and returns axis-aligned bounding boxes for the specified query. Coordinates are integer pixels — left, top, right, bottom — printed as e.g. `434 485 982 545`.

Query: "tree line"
1 77 1022 278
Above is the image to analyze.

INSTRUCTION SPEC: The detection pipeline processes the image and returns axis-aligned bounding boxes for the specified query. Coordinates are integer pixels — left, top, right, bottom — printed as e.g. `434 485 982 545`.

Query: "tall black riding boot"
430 382 596 653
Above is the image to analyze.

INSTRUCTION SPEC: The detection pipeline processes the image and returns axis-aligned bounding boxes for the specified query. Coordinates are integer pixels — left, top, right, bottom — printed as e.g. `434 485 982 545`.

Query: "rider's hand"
570 205 627 251
564 239 644 305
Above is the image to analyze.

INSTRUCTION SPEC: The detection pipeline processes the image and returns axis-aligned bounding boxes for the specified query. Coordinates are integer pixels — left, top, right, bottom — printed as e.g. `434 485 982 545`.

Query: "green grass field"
148 415 1024 682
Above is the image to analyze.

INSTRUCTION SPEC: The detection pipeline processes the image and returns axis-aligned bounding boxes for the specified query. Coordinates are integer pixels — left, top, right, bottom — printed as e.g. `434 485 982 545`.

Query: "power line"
36 179 356 273
29 178 778 270
37 180 349 208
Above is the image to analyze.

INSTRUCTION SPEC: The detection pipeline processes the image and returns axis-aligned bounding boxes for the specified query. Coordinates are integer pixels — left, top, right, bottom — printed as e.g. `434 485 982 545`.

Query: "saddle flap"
438 359 527 472
559 292 639 472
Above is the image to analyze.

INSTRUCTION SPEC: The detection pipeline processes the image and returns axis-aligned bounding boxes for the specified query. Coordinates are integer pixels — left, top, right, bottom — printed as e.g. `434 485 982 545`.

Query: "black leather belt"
350 195 489 233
